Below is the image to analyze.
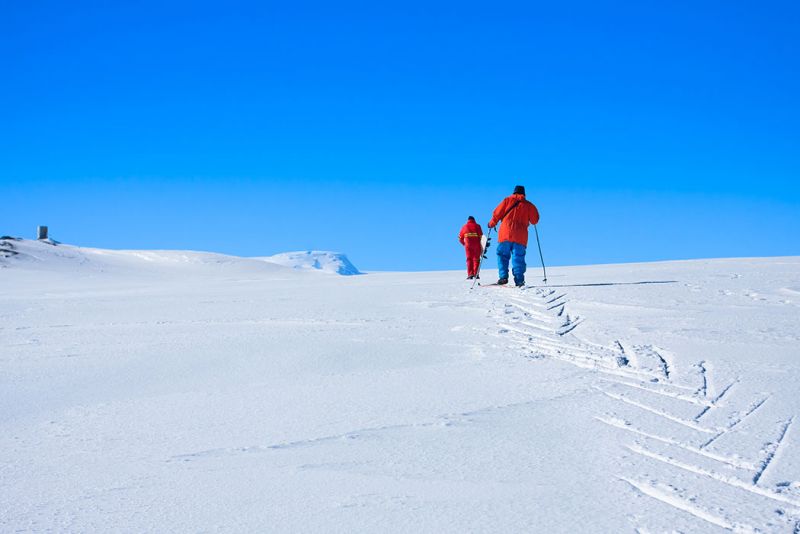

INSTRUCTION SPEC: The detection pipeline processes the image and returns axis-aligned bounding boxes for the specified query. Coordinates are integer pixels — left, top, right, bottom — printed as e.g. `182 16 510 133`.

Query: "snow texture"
1 239 799 533
257 251 361 275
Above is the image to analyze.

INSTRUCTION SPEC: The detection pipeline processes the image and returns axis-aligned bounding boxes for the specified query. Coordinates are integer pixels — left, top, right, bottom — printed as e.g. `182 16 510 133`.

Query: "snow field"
1 240 799 532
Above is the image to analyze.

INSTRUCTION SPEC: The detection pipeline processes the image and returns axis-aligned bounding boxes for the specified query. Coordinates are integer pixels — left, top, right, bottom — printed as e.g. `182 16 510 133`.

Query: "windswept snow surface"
2 241 799 532
0 238 293 277
257 251 361 275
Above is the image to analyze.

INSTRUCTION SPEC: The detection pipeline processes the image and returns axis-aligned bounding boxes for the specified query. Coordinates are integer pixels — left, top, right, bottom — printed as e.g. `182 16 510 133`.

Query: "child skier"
458 216 484 279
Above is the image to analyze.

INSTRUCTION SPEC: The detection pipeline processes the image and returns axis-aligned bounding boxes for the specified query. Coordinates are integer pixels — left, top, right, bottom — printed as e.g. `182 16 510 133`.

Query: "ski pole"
471 226 495 289
533 224 547 283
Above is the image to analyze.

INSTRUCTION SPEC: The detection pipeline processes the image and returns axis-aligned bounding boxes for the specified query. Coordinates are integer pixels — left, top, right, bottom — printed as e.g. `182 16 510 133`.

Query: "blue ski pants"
497 241 527 284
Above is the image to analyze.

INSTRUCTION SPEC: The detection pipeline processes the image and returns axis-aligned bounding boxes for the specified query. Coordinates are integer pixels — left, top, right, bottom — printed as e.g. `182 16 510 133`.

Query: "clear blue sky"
2 1 798 271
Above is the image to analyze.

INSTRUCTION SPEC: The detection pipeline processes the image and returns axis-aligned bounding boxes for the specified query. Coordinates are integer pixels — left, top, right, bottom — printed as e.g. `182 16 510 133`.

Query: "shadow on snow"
525 281 678 289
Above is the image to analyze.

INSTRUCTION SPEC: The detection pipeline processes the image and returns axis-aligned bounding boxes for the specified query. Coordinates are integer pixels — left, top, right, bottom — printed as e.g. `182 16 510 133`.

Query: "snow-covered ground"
2 239 799 532
257 251 361 275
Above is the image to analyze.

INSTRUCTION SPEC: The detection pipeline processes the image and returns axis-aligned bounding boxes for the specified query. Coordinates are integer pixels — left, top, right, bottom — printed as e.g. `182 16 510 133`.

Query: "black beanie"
513 185 525 195
467 216 475 221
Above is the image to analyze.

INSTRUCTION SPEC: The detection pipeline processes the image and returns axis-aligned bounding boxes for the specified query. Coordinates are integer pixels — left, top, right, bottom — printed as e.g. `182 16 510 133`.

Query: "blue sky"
2 1 798 271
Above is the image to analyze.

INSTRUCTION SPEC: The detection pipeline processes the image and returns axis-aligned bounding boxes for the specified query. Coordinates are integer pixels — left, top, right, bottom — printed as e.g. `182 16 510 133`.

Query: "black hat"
513 185 525 195
467 216 475 221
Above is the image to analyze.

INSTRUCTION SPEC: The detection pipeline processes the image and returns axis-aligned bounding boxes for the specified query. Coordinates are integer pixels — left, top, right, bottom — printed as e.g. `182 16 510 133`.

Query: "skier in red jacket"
458 216 484 279
488 185 540 287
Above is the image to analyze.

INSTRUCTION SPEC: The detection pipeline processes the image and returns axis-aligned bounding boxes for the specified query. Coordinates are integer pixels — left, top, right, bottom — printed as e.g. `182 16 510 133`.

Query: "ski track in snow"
620 476 760 533
753 417 795 486
479 282 800 532
169 398 549 462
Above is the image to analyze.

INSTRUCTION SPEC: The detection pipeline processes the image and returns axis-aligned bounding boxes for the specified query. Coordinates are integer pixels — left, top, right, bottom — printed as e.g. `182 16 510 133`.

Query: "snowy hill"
257 250 361 275
2 248 799 532
0 238 359 277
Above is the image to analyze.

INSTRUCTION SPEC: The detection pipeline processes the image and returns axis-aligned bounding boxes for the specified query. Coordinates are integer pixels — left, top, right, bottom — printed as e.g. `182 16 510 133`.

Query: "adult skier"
487 185 540 287
458 216 484 279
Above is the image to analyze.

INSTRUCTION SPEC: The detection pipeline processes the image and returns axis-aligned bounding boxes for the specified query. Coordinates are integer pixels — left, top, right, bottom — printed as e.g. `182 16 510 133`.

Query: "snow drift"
257 250 361 275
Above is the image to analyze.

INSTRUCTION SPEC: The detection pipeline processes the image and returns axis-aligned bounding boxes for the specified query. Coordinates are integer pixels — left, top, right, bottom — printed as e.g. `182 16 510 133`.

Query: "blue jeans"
497 241 527 284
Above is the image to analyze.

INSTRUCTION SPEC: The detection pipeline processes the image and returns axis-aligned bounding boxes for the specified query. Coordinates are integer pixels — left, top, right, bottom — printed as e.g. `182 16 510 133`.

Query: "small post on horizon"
37 226 48 240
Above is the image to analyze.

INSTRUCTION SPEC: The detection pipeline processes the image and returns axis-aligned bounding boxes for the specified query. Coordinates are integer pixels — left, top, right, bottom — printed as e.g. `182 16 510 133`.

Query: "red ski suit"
458 220 484 277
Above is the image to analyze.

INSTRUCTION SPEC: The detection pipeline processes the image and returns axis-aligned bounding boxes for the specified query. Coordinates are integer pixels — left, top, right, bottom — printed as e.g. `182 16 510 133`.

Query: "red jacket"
458 220 483 248
488 194 540 246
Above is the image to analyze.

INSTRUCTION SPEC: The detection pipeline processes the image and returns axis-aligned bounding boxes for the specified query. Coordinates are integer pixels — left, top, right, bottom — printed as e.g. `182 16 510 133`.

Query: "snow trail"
477 259 800 532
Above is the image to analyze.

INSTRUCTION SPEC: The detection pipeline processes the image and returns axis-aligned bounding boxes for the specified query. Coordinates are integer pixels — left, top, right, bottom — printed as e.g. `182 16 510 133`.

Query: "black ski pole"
533 224 547 283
